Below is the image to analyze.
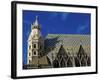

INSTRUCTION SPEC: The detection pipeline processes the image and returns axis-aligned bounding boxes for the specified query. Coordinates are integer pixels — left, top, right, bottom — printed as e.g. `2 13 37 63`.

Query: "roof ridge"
46 34 90 37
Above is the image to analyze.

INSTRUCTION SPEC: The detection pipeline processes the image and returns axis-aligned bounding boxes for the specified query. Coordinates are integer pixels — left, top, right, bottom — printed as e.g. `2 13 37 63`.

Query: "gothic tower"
27 16 44 67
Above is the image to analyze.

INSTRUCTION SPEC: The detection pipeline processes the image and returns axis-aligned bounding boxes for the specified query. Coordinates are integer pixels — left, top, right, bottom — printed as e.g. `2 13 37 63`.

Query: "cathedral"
24 16 91 69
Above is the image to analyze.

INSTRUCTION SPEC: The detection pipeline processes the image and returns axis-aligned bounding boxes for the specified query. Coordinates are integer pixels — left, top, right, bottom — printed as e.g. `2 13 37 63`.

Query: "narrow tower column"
27 16 44 68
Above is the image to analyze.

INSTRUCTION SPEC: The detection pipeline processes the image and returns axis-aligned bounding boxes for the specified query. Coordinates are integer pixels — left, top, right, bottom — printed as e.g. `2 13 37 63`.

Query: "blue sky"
23 10 91 65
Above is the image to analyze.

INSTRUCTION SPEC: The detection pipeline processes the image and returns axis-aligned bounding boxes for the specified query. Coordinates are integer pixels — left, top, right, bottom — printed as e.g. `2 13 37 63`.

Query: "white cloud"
61 13 69 21
49 12 69 21
76 20 90 34
77 25 87 33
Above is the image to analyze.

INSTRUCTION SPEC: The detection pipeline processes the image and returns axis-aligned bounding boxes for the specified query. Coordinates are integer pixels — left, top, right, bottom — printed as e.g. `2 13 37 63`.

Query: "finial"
60 40 63 45
36 15 38 20
80 40 82 45
34 15 39 26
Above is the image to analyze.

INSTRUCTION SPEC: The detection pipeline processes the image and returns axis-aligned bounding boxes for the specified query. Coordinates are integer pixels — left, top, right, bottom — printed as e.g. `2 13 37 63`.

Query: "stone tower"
27 16 44 67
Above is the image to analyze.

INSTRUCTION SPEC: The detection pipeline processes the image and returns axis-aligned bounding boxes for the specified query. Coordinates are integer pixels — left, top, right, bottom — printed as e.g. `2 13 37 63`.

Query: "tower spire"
32 16 41 30
34 16 39 26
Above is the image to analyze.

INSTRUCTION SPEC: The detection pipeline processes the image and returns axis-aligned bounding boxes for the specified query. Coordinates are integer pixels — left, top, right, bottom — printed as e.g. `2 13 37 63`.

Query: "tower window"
33 44 36 48
29 60 31 64
34 51 36 55
29 52 31 56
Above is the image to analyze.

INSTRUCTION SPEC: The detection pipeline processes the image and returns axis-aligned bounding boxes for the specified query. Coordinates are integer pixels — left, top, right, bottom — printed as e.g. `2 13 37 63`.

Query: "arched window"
29 60 31 64
34 51 36 55
53 59 59 68
81 58 86 66
75 57 80 67
67 58 73 67
87 57 91 66
60 58 66 67
29 52 31 56
33 44 36 48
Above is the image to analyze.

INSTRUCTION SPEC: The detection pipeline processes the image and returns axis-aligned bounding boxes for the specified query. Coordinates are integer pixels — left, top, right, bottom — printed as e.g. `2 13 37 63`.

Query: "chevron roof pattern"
45 34 90 62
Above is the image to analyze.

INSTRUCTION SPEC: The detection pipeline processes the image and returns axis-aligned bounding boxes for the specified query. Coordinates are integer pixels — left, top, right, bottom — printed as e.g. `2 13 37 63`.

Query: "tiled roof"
45 34 90 62
45 34 90 46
